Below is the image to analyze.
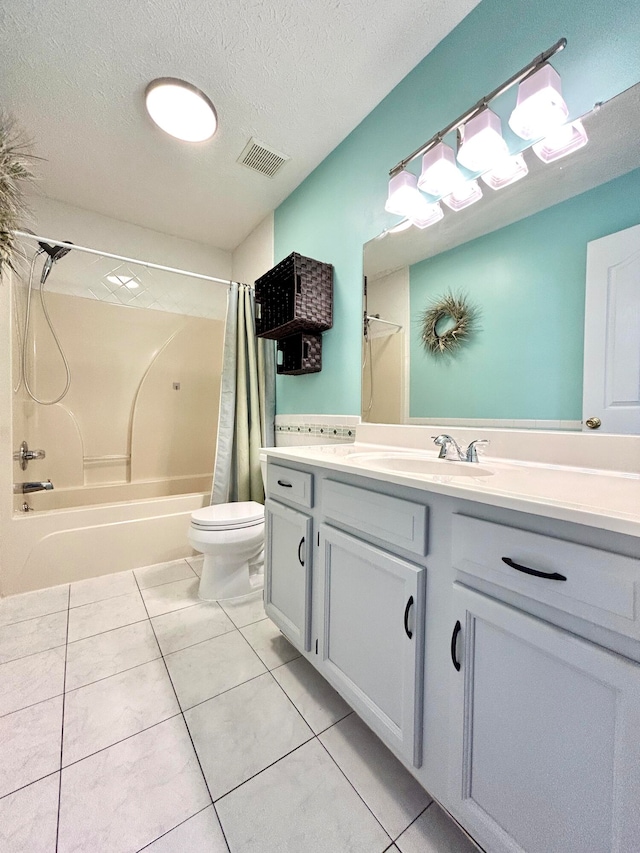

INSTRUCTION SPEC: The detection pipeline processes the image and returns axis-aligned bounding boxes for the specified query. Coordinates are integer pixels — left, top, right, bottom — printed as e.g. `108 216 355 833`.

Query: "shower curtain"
211 282 275 504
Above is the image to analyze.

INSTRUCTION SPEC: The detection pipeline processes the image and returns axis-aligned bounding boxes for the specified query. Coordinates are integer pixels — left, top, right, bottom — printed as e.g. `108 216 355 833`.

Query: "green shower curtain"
211 283 275 504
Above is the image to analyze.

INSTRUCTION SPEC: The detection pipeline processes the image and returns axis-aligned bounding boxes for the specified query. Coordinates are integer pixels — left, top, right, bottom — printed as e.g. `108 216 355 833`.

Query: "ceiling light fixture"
145 78 218 142
384 38 588 226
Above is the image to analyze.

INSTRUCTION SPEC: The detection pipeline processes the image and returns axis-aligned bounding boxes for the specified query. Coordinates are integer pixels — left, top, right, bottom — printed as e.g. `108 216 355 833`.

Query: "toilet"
188 452 268 601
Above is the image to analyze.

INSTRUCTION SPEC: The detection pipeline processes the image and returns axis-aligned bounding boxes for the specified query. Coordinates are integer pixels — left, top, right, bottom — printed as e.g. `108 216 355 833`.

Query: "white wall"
232 212 274 285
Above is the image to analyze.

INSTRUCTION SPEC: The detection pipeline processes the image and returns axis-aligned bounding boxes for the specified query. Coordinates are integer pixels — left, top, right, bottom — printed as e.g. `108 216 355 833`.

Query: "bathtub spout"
16 480 54 494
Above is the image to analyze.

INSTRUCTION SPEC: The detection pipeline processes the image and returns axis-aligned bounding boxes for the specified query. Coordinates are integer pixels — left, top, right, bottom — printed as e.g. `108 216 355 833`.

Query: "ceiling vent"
237 137 290 178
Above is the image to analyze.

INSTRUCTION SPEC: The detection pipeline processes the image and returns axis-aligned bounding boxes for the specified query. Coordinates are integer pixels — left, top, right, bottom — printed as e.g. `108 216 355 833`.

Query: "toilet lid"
191 500 264 530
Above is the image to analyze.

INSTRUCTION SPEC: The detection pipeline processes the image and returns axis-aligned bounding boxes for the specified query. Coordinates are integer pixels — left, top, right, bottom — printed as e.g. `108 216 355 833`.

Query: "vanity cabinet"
318 526 426 767
264 499 313 652
448 583 640 853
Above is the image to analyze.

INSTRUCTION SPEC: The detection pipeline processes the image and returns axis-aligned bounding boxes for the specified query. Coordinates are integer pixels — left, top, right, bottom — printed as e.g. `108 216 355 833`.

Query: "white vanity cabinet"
264 497 313 651
448 583 640 853
318 525 426 767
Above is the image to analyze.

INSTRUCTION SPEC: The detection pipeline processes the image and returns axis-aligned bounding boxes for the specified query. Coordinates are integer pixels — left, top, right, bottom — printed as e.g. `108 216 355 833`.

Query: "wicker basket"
276 333 322 375
255 252 333 339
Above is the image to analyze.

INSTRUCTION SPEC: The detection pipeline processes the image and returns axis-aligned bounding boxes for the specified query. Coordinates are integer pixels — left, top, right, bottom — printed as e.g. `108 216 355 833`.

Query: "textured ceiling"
0 0 479 250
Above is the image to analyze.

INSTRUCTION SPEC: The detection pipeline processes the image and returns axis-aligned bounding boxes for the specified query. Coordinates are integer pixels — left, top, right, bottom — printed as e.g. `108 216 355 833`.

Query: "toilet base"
198 554 254 601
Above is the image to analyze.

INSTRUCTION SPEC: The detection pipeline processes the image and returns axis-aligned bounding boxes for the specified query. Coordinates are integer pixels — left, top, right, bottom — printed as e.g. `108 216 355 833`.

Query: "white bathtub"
3 489 209 596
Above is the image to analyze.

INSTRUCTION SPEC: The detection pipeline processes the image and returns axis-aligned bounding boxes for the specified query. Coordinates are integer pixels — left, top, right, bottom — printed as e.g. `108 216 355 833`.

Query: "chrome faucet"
432 435 490 463
16 480 54 494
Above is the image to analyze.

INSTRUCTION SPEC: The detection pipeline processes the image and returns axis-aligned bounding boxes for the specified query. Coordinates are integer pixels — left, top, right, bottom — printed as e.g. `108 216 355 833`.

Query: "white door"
264 500 312 652
448 584 640 853
318 525 426 767
583 222 640 433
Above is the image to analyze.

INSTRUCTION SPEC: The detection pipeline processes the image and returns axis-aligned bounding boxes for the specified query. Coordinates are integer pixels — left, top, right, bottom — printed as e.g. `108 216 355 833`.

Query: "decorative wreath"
420 291 477 355
0 112 37 273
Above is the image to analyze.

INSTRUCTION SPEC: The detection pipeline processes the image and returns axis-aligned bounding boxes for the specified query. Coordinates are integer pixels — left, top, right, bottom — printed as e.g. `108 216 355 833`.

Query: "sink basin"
350 453 494 478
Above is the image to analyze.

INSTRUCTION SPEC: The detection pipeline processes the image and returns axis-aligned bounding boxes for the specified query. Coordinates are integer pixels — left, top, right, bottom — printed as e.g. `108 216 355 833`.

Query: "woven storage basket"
276 333 322 375
255 252 333 339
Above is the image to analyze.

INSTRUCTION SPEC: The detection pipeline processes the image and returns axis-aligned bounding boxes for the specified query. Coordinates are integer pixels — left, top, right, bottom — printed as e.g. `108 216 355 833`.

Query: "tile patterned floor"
0 557 479 853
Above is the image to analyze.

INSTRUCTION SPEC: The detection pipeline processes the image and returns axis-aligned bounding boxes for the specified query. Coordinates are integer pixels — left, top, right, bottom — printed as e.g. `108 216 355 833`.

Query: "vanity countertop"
265 435 640 539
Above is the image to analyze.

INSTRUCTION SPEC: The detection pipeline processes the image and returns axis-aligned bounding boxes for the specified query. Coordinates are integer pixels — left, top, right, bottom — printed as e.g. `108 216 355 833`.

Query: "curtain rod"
13 230 238 287
389 37 567 176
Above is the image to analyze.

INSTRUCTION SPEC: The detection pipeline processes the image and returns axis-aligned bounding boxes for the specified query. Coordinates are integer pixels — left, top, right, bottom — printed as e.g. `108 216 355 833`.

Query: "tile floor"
0 556 479 853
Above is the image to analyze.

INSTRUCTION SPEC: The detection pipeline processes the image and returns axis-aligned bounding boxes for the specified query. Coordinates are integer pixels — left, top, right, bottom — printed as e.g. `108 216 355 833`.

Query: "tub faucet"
17 480 54 494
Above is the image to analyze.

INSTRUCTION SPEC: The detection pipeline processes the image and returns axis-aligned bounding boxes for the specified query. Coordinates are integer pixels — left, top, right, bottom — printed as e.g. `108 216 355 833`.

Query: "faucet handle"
466 439 490 463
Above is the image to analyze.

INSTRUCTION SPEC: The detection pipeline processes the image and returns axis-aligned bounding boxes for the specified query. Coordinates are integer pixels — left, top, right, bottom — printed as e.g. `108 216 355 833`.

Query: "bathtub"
4 486 209 596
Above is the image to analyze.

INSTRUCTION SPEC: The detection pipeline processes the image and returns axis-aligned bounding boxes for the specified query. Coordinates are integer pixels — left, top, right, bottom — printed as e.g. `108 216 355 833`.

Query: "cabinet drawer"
323 480 427 556
452 514 640 638
267 464 313 508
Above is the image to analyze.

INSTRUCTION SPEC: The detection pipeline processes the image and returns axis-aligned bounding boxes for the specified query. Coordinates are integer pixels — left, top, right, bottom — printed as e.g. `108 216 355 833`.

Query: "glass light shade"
442 179 483 211
385 171 425 217
417 142 464 197
508 64 569 141
145 79 218 142
456 109 508 173
409 201 444 229
481 153 529 190
532 120 588 163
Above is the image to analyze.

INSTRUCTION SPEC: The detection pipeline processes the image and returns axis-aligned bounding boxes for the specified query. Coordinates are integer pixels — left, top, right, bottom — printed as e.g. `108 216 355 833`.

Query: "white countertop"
265 438 640 540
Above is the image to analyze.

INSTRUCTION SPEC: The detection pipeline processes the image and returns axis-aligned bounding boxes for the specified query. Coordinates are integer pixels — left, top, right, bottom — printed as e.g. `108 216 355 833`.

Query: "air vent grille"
238 138 290 178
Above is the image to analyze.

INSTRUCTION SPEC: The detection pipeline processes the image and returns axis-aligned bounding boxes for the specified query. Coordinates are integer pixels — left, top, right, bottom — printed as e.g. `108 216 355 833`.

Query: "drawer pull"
502 556 567 582
277 479 293 488
298 537 305 567
403 595 414 639
451 620 461 671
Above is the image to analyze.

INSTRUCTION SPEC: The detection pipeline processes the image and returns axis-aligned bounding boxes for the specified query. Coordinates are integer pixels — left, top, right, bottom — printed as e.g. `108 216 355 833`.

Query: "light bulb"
418 142 465 198
442 180 483 211
145 79 218 142
532 120 588 163
457 109 508 173
509 64 569 141
481 153 529 190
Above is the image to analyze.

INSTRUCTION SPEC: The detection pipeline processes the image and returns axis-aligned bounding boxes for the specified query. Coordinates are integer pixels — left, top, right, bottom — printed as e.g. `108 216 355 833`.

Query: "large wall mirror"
362 82 640 434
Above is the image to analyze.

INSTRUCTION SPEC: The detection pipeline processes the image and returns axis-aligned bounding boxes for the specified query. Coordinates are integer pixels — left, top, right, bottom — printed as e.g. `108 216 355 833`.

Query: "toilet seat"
190 500 265 531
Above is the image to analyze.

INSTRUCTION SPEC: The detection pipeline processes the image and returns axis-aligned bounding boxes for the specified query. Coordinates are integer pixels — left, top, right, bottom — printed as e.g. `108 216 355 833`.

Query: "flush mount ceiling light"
508 64 568 141
384 38 588 228
145 78 217 142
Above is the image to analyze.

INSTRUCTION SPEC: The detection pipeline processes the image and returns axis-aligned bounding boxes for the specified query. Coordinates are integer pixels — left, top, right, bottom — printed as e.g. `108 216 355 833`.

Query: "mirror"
362 81 640 433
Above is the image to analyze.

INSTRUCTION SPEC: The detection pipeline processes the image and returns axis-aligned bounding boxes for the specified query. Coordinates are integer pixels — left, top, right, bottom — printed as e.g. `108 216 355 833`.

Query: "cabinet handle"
502 556 567 581
403 595 414 639
298 537 305 567
277 479 292 488
451 620 461 671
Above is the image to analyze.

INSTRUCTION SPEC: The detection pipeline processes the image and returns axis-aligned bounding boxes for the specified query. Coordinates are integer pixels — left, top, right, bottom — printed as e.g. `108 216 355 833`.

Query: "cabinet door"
319 526 425 767
264 500 312 652
449 584 640 853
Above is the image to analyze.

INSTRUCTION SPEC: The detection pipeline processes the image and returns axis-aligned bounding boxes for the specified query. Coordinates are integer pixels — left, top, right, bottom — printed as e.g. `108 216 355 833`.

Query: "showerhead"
38 240 72 262
38 240 72 285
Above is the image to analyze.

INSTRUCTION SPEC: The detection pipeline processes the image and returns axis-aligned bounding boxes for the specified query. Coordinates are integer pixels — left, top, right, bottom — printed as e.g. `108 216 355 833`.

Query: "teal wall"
409 168 640 420
274 0 640 415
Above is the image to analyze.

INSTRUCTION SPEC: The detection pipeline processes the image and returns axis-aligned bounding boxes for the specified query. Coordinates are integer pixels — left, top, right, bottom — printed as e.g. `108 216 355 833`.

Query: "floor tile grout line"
55 584 71 853
392 801 433 844
0 690 66 721
131 572 231 853
135 567 199 593
0 638 68 668
68 585 143 612
266 667 320 737
68 615 150 645
0 603 69 630
315 735 395 846
134 803 212 852
0 767 60 803
64 650 163 695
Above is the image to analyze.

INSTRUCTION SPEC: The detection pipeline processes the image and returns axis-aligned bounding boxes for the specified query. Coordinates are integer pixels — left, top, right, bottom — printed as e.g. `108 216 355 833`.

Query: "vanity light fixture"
532 119 588 162
508 64 569 140
456 109 509 173
145 78 218 142
385 38 589 228
442 179 483 211
418 142 465 197
481 153 529 191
